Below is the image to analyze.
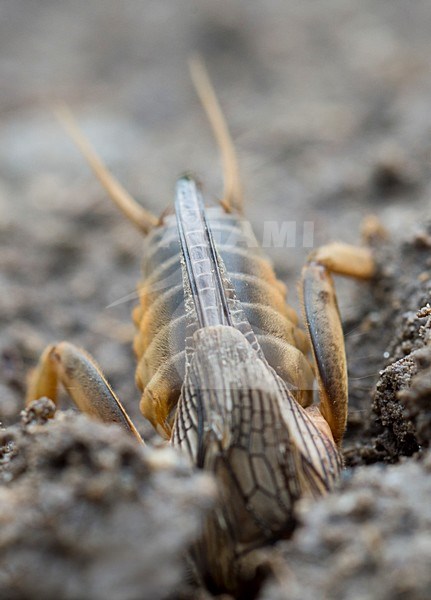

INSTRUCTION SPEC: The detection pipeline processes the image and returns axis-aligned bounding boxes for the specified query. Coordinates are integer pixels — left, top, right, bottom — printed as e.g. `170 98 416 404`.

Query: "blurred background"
1 0 430 431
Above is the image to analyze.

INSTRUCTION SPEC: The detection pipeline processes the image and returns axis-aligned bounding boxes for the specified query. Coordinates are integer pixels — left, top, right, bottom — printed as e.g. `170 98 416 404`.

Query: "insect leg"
301 243 375 445
306 242 375 279
26 342 143 443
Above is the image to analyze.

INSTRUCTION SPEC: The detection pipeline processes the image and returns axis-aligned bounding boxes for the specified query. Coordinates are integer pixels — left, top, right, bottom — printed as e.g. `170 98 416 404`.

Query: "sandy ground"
1 1 431 598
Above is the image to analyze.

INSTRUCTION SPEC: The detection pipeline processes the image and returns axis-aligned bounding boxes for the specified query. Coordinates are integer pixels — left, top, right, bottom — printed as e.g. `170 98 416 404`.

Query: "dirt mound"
262 454 431 600
0 399 215 600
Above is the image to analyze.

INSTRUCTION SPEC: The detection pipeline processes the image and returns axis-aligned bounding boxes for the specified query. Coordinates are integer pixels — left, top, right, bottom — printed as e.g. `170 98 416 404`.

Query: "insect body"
134 194 313 439
26 59 375 592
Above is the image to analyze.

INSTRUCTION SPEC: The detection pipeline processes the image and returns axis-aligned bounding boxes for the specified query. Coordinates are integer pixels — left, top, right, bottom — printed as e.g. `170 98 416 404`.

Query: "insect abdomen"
133 207 312 436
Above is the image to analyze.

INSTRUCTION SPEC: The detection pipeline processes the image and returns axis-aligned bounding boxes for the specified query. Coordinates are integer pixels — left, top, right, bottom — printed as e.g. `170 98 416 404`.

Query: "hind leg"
301 242 375 445
26 342 143 443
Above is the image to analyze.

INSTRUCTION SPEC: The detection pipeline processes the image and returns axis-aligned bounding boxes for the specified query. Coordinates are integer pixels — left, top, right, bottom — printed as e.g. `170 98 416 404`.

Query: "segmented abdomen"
133 206 312 437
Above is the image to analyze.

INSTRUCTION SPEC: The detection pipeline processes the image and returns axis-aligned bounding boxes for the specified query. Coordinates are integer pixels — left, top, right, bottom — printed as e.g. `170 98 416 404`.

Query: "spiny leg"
26 342 143 443
301 242 375 445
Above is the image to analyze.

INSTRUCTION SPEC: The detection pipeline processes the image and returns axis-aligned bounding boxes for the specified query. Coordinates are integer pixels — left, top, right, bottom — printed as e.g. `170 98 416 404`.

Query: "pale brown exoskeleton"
26 58 375 593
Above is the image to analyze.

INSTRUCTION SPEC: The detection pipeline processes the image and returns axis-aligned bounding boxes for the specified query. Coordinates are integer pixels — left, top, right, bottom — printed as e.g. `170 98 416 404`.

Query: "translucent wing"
175 175 263 357
175 176 231 328
173 176 341 589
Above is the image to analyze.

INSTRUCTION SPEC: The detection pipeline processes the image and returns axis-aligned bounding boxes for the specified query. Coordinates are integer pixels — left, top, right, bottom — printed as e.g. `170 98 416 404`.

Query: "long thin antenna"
55 106 158 234
188 55 244 213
